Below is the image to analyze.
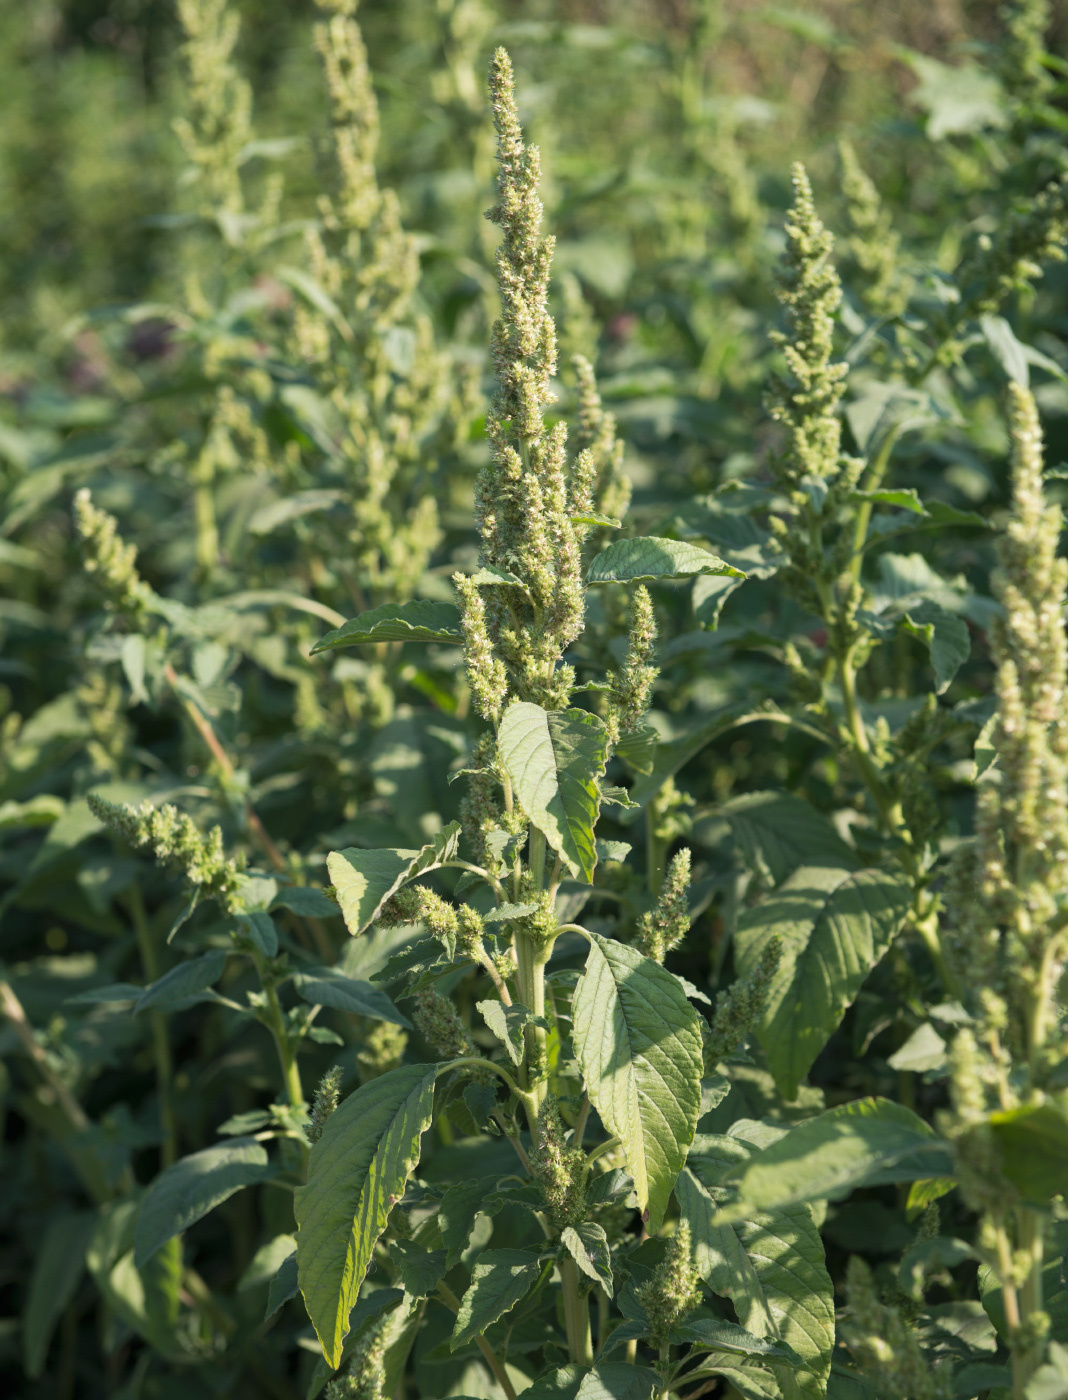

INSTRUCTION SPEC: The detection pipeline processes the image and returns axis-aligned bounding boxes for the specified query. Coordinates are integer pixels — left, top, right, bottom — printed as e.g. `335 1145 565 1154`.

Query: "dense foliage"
4 3 1068 1400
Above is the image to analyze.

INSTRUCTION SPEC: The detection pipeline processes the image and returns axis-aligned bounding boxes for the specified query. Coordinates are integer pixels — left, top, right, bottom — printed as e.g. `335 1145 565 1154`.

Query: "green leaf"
672 1316 804 1365
270 886 341 918
721 791 858 885
311 601 463 654
240 1233 297 1290
326 822 462 936
887 1023 946 1073
980 314 1030 387
239 910 278 957
572 510 622 529
265 1252 300 1319
987 1102 1068 1204
677 1364 783 1400
497 702 608 883
521 1364 661 1399
295 1064 439 1367
476 999 534 1066
292 967 412 1027
587 536 745 585
572 931 704 1230
720 1098 955 1216
469 564 526 586
850 488 926 514
903 50 1008 139
134 949 228 1014
450 1248 542 1349
1026 1341 1068 1400
693 572 746 629
389 1239 447 1297
23 1210 96 1377
248 489 343 536
439 1176 507 1269
677 1161 835 1395
561 1222 614 1296
901 601 970 694
134 1137 273 1267
735 865 912 1098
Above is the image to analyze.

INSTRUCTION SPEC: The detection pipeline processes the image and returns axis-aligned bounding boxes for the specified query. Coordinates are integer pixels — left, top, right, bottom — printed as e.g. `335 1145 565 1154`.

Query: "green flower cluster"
635 1220 702 1349
637 848 691 963
74 490 154 622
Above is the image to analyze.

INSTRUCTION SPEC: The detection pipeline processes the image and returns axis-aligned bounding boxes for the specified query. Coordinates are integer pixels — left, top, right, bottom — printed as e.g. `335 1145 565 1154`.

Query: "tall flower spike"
766 163 847 487
608 584 658 742
456 49 589 712
838 140 905 317
947 384 1068 1058
74 490 154 622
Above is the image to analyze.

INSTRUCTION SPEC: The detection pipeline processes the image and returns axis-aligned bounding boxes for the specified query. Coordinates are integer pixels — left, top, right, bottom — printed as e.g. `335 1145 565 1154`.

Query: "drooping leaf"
389 1239 448 1297
986 1102 1068 1204
23 1211 96 1377
672 1316 804 1365
270 886 341 918
240 1233 298 1290
719 1099 955 1216
497 702 608 883
561 1222 614 1296
572 931 704 1230
476 999 534 1067
901 601 970 694
439 1176 507 1269
678 1159 835 1396
450 1248 542 1349
239 909 278 957
292 967 412 1027
134 1137 273 1267
265 1252 300 1319
311 601 463 653
135 949 228 1014
720 791 858 886
587 536 745 586
326 822 461 936
295 1064 439 1367
735 864 912 1098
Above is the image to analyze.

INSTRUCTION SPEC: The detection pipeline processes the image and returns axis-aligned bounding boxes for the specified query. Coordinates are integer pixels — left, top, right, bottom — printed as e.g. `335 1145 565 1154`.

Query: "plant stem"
127 884 178 1168
250 951 304 1115
647 799 667 898
436 1281 518 1400
561 1257 594 1364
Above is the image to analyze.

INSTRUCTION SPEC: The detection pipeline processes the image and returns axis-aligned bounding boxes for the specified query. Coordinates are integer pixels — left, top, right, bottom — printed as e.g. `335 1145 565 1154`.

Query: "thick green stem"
250 952 304 1113
514 933 549 1119
127 886 178 1168
647 800 667 898
562 1258 594 1365
1015 1207 1045 1397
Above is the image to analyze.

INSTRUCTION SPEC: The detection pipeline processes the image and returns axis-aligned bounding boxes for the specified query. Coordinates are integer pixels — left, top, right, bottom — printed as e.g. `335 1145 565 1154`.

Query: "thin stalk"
436 1281 518 1400
250 951 304 1113
127 885 178 1167
647 800 667 898
849 428 901 584
561 1257 594 1365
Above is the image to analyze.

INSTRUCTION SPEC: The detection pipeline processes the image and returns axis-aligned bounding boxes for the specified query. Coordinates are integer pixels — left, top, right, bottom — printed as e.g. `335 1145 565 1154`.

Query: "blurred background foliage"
3 1 1068 1397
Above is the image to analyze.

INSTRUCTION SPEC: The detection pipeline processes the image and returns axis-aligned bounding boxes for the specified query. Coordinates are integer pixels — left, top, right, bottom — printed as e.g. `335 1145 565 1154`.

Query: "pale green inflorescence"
635 1219 702 1349
455 48 602 717
74 489 154 622
306 1065 344 1144
87 793 245 912
766 163 849 490
324 1314 387 1400
999 0 1054 102
297 0 452 603
172 0 252 220
945 383 1068 1059
528 1092 586 1230
838 138 905 317
960 172 1068 317
843 1256 953 1400
703 933 782 1070
637 847 691 963
607 583 658 745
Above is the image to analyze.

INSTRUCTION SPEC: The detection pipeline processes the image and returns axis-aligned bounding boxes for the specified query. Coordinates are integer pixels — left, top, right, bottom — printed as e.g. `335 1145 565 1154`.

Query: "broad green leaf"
521 1364 661 1399
980 314 1030 387
850 488 926 514
469 564 526 586
562 1222 614 1296
735 864 912 1098
572 931 704 1230
311 601 463 654
673 1316 804 1365
23 1210 96 1377
292 967 412 1027
1025 1341 1068 1400
721 791 858 886
239 910 278 957
295 1064 438 1367
497 702 608 882
270 886 341 918
476 999 534 1066
327 822 461 936
678 1159 835 1396
901 601 970 694
248 489 342 536
266 1252 300 1319
887 1022 946 1073
135 949 228 1015
693 572 746 629
439 1176 507 1268
239 1233 297 1290
678 1364 782 1400
450 1248 542 1349
986 1102 1068 1203
389 1239 447 1297
587 536 744 585
134 1137 273 1267
906 1177 957 1216
720 1098 955 1216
